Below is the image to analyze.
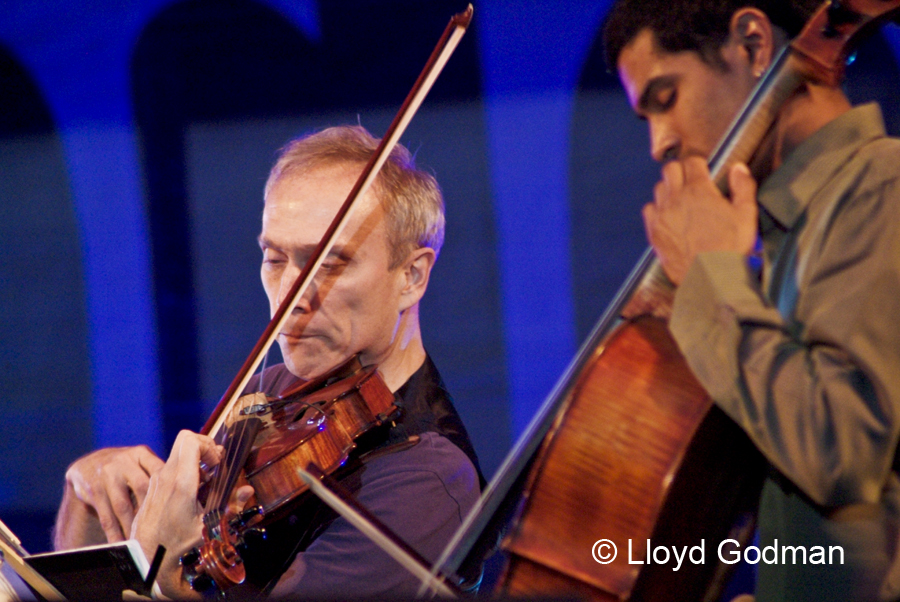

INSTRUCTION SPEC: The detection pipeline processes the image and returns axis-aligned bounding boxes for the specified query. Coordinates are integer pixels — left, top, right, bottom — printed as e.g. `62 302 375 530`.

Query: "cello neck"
706 46 800 192
620 45 802 320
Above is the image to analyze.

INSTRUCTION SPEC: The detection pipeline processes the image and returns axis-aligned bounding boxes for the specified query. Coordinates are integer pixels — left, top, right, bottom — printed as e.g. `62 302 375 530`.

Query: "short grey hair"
265 125 445 268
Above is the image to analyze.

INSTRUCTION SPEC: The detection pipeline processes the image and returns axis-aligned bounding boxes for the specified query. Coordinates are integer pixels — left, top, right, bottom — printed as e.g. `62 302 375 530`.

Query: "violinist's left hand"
643 158 758 285
130 430 250 599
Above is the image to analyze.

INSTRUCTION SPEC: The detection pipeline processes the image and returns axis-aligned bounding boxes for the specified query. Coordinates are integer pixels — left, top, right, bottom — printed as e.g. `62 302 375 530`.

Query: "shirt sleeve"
669 169 900 509
269 433 479 599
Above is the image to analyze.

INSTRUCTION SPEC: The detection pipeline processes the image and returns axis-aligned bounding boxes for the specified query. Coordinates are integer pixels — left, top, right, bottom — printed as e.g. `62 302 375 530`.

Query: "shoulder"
357 432 480 517
808 131 900 237
270 433 481 599
364 431 478 481
832 136 900 229
851 135 900 181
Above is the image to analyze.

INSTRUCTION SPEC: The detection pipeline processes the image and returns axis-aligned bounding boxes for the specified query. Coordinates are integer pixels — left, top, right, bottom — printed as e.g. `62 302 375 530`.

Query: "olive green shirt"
670 104 900 601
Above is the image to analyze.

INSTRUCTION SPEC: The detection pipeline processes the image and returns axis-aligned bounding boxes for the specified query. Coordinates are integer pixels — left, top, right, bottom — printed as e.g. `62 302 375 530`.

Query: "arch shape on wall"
0 42 92 551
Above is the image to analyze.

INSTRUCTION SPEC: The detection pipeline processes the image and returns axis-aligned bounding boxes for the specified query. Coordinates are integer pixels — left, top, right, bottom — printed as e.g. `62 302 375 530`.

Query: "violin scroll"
181 504 266 594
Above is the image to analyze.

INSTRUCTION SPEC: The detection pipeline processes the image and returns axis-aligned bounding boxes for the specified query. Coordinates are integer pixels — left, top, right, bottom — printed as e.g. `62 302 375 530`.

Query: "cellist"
52 125 483 599
602 1 900 600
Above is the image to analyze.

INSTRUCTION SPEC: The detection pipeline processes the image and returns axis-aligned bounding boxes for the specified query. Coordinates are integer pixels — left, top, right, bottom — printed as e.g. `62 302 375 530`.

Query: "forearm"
671 251 900 507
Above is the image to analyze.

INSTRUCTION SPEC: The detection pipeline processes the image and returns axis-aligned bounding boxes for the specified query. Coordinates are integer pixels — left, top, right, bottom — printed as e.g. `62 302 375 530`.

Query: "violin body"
498 317 764 601
183 358 400 594
243 363 398 517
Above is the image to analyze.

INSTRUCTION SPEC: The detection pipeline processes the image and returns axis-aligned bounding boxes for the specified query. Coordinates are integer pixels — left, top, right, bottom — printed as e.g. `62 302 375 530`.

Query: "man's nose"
277 263 311 312
649 120 679 164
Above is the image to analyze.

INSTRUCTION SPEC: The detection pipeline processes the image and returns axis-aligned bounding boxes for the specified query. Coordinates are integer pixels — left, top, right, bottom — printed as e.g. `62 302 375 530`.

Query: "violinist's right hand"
53 446 165 550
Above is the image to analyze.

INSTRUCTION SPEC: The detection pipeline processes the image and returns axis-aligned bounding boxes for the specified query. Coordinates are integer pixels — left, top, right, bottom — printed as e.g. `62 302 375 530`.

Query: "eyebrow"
257 235 348 259
257 234 290 252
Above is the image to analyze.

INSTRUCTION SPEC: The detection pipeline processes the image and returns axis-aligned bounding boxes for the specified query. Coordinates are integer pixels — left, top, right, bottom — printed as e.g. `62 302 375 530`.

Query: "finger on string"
728 162 756 200
728 162 759 226
681 156 711 185
196 435 224 469
226 485 255 517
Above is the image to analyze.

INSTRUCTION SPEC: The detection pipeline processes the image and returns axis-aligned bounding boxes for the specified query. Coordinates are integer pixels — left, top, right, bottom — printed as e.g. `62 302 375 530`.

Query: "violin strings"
206 424 228 517
205 357 272 524
218 416 249 515
210 421 237 518
257 350 270 394
209 408 238 514
206 408 246 518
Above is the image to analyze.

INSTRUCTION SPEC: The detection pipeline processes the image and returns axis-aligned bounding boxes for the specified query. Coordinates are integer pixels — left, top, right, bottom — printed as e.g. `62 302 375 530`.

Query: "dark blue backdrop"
1 4 898 592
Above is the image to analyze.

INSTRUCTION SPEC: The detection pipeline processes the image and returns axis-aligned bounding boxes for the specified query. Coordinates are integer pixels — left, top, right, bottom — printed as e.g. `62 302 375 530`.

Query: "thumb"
728 163 757 212
728 163 759 253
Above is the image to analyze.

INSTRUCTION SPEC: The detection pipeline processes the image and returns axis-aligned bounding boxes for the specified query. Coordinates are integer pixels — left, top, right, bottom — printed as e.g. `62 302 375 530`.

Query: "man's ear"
397 247 436 312
727 8 778 78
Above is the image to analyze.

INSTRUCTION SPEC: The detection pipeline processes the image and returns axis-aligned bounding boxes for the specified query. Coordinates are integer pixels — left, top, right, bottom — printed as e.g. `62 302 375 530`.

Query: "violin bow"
202 4 474 438
297 465 459 598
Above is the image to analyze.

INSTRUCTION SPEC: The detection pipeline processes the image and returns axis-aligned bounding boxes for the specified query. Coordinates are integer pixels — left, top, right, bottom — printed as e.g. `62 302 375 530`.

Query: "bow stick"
202 4 474 438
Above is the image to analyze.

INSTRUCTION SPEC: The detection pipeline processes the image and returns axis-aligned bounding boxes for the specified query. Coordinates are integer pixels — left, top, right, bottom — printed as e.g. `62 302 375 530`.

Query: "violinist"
53 125 483 599
603 1 900 600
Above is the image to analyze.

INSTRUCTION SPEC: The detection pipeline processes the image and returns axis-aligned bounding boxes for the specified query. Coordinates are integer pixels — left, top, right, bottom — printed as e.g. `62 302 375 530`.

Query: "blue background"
1 0 898 574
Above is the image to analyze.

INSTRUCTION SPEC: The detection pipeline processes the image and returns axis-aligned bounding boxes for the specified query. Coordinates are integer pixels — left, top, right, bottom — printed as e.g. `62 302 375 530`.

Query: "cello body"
498 317 764 601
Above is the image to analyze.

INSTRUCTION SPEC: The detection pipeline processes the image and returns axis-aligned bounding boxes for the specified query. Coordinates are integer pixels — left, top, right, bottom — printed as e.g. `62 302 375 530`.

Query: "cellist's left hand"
643 158 758 285
130 430 251 599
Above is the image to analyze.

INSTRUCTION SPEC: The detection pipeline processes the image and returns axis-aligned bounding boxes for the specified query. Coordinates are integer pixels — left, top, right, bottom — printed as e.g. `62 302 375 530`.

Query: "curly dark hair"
603 0 823 71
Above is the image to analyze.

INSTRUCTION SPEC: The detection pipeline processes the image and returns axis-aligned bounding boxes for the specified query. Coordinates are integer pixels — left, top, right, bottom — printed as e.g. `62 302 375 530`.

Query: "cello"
429 1 900 600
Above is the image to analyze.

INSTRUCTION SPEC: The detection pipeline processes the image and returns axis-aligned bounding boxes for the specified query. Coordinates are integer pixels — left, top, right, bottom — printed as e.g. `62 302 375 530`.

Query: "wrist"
53 485 105 550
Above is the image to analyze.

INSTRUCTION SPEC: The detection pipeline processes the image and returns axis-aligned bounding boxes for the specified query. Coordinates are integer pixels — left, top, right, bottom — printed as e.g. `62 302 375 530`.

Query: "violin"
181 356 399 593
174 5 474 595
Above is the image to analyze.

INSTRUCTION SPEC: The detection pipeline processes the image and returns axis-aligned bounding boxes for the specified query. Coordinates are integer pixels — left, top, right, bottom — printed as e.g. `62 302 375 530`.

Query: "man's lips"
279 332 320 341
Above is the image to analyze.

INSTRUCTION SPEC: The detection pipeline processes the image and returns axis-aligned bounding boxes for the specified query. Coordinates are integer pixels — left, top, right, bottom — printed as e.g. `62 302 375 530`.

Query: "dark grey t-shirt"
238 356 482 599
269 430 478 599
